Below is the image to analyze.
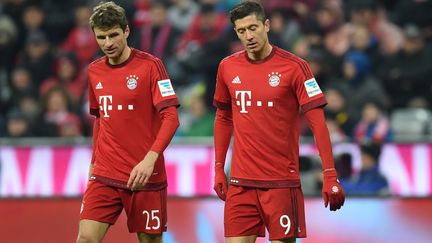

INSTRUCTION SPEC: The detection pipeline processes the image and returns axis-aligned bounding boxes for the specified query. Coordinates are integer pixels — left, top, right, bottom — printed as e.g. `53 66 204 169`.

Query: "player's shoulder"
133 48 164 66
274 46 309 66
220 50 245 66
88 55 107 70
273 46 312 76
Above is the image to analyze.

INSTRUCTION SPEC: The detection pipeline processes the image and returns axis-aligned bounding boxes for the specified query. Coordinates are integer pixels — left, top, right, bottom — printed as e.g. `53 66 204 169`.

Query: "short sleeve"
293 60 327 113
213 62 231 110
88 73 99 117
151 58 180 111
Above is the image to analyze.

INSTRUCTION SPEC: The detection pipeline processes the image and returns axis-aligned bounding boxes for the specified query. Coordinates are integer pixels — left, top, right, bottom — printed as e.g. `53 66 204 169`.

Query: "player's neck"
247 43 273 61
108 46 132 65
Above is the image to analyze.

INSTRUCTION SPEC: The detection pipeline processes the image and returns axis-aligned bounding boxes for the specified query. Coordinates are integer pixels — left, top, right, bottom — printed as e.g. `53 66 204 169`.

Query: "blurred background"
0 0 431 242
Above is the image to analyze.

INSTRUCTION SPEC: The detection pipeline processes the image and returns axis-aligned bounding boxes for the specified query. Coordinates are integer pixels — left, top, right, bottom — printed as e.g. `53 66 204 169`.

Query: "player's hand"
213 162 228 201
127 151 159 190
322 169 345 211
88 163 94 179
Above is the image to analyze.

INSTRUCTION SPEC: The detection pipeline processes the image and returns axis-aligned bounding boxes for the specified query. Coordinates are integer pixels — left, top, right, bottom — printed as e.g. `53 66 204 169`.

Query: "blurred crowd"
0 0 432 144
2 0 431 196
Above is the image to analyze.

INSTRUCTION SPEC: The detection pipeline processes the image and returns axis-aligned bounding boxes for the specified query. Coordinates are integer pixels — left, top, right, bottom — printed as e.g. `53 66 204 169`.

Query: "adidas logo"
96 82 103 89
232 76 241 84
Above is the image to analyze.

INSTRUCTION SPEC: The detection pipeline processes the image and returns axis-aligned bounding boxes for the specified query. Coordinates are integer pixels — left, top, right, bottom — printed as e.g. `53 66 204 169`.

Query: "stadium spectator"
354 101 393 144
341 50 389 116
267 9 301 51
325 0 404 57
132 0 152 28
341 142 389 196
16 30 54 86
15 94 39 126
379 24 432 109
175 2 227 66
39 52 86 105
172 2 229 92
33 86 82 137
5 108 33 137
21 4 47 44
4 66 38 114
178 83 214 136
60 4 99 68
167 0 199 32
323 86 356 138
131 1 180 60
263 0 317 22
0 12 18 76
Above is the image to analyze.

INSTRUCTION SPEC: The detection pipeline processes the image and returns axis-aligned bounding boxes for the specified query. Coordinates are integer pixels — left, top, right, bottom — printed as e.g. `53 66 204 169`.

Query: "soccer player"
76 2 179 243
213 2 345 243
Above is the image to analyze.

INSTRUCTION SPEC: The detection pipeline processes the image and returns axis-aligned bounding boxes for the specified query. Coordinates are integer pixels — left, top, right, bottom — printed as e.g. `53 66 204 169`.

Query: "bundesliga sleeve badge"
158 79 175 97
304 78 322 97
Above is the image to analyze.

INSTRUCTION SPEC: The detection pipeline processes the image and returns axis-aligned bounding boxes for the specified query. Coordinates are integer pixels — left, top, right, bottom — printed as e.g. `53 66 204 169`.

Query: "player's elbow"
215 108 233 125
173 115 180 130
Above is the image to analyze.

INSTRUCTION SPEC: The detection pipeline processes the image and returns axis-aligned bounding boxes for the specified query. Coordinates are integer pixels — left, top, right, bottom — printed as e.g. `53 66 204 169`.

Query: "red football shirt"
214 46 326 187
88 48 179 189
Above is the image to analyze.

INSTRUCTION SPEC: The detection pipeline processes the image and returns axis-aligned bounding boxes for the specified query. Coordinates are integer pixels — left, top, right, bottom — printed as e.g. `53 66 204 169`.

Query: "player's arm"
128 106 179 190
89 117 100 178
88 72 100 179
213 107 233 200
304 107 345 211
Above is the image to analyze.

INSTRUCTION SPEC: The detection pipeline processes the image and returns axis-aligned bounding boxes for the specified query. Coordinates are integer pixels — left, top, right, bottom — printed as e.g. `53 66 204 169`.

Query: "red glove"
213 162 228 201
322 169 345 211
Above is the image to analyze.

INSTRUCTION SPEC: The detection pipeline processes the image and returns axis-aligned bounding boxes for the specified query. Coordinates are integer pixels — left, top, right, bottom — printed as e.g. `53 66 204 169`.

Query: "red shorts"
224 186 306 240
80 180 167 234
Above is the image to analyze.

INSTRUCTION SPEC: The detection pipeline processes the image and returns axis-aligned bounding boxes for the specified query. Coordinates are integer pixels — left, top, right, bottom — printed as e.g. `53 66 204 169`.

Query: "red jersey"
213 46 326 187
88 48 179 189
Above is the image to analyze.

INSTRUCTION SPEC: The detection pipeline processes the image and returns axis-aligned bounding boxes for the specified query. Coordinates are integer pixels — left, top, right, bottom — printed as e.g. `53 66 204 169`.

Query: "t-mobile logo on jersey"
99 95 134 117
235 90 273 114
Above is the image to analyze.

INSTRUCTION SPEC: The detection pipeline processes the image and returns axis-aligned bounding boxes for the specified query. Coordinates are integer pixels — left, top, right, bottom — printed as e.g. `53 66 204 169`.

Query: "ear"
264 19 270 33
124 25 130 38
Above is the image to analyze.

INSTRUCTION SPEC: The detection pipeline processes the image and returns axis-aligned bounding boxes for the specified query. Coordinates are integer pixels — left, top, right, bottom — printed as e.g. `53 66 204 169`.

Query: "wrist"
323 168 338 179
215 161 225 172
144 150 159 164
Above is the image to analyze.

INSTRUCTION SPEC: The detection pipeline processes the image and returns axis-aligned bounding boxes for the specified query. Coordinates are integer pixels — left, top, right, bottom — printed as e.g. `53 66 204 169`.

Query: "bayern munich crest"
332 186 339 193
126 75 138 90
268 72 281 87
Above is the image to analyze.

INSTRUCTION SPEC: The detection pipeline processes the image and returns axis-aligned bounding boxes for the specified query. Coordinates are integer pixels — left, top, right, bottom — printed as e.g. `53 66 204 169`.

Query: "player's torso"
221 52 302 182
88 60 153 123
222 54 300 133
88 57 165 184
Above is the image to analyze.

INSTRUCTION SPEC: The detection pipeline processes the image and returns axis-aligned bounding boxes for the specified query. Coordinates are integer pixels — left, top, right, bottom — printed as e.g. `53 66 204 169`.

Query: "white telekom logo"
99 95 134 117
235 90 274 114
236 91 251 113
99 95 112 117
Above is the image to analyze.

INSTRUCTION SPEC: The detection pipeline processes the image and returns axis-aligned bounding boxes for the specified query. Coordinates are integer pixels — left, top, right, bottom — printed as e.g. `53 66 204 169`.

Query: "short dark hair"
360 142 382 162
89 1 128 31
229 1 266 25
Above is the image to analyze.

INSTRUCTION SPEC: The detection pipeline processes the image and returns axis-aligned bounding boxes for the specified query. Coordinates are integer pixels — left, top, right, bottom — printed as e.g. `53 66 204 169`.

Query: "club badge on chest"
126 74 138 90
268 72 281 87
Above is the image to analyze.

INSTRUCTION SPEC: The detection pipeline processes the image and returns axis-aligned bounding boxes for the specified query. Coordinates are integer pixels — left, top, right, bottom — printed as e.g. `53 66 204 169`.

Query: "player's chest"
90 68 151 104
224 66 295 101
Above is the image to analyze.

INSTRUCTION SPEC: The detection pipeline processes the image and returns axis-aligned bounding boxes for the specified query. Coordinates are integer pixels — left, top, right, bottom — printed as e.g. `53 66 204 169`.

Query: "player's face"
234 14 270 55
94 25 130 62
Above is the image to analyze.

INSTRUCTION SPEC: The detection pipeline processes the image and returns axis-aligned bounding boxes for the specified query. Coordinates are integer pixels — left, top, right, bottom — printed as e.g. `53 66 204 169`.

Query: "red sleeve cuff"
155 98 180 112
301 97 327 113
90 108 99 117
213 100 231 110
